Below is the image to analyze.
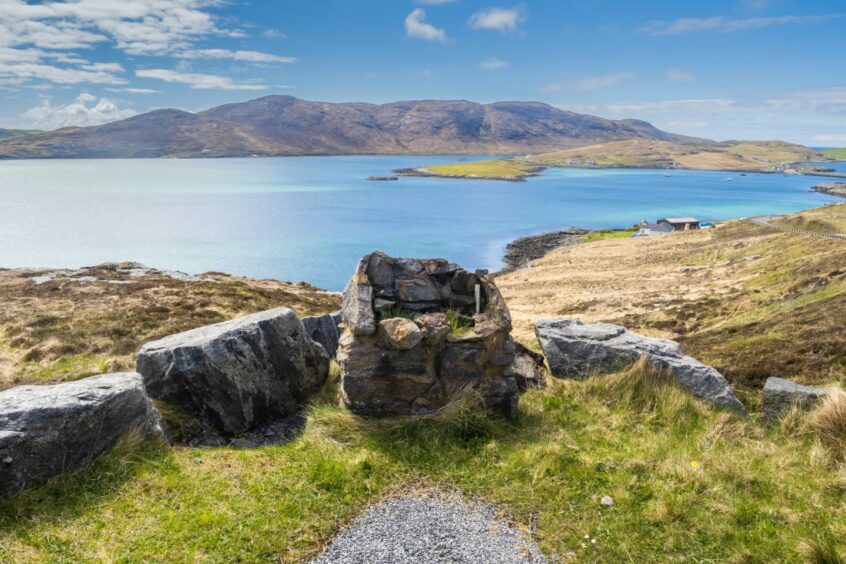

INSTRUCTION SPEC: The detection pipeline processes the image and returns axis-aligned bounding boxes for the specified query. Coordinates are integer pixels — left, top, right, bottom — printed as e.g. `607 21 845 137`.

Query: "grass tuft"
808 388 846 460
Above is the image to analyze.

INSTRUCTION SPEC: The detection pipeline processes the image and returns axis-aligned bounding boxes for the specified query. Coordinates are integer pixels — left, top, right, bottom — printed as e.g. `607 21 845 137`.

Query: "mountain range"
0 96 703 159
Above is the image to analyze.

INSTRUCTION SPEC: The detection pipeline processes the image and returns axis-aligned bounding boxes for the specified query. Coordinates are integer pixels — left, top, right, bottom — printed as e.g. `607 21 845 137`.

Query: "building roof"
658 217 699 224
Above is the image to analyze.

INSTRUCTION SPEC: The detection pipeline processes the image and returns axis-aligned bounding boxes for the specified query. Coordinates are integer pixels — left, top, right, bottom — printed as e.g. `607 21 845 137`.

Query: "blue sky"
0 0 844 145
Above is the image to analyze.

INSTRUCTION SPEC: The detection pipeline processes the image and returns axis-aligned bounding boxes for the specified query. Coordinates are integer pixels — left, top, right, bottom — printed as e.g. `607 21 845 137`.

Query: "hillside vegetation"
0 265 340 390
823 147 846 159
0 96 695 159
498 203 846 402
1 207 844 561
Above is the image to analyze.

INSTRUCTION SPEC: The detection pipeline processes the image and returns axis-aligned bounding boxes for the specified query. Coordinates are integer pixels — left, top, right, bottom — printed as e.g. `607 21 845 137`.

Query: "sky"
0 0 844 145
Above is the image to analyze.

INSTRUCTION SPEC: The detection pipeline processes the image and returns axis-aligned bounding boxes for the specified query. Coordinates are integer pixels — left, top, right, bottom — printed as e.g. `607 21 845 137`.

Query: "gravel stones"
311 494 546 563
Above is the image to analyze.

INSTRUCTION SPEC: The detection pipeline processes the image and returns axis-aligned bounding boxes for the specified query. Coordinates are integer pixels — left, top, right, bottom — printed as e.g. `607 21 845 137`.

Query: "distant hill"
0 129 41 142
0 96 702 159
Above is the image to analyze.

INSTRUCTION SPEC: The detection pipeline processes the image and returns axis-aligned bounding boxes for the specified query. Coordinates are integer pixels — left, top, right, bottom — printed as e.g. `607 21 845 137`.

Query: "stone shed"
337 252 519 418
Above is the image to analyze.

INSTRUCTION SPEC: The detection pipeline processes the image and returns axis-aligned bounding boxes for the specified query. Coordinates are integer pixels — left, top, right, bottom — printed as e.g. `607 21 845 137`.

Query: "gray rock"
137 307 329 436
303 310 342 358
341 273 376 335
506 343 547 391
0 373 166 497
762 377 828 423
378 318 424 351
600 496 614 506
534 317 746 414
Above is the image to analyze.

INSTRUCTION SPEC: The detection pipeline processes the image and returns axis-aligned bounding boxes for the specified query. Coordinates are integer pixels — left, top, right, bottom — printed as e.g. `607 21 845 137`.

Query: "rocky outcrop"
762 377 828 423
534 317 746 414
302 311 342 358
0 373 166 497
338 253 519 418
137 307 329 436
506 342 548 391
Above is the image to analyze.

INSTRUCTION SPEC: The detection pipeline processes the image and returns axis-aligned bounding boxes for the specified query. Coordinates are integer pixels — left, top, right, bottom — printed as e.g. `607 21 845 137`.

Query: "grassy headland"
823 148 846 160
0 265 340 390
406 140 826 181
1 206 844 561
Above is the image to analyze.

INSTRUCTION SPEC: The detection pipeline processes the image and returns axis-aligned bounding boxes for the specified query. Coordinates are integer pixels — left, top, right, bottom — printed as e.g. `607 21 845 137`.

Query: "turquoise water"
0 156 839 290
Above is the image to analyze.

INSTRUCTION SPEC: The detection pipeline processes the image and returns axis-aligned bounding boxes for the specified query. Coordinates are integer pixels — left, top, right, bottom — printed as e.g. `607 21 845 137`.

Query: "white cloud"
22 92 137 130
814 134 846 143
576 72 634 92
666 69 694 82
175 49 297 63
479 57 508 70
136 68 269 90
405 9 449 43
106 87 160 94
261 28 286 39
417 0 458 3
640 14 839 36
469 4 527 33
0 60 126 85
540 83 561 93
81 62 124 73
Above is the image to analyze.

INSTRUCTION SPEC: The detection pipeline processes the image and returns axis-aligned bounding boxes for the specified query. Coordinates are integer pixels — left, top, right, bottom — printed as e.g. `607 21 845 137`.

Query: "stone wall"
338 252 519 418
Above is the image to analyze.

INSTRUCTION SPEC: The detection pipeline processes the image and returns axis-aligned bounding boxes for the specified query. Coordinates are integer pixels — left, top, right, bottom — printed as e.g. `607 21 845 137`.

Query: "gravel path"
311 494 547 563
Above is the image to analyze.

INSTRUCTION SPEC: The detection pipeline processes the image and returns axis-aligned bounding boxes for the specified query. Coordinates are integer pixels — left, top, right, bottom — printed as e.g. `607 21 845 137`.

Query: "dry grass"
808 389 846 460
0 266 340 389
498 204 846 399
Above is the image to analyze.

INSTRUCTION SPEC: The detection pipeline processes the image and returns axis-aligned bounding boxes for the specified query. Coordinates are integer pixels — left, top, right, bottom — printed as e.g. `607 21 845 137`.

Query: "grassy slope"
1 209 845 561
414 140 823 180
1 365 844 562
498 204 846 402
0 266 341 389
823 148 846 159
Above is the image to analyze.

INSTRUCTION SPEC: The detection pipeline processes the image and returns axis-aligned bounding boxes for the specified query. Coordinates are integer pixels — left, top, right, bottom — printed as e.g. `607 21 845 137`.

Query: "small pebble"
2 457 12 464
263 428 276 437
600 496 614 506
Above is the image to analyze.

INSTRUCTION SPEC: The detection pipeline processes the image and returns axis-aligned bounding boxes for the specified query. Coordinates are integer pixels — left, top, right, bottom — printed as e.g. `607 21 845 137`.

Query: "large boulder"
137 307 329 436
534 317 746 414
302 310 342 358
0 373 166 497
762 377 828 424
338 252 519 418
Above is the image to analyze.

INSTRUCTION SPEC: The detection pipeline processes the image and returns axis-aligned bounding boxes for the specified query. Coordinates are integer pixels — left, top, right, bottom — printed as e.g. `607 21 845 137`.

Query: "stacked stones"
338 252 519 418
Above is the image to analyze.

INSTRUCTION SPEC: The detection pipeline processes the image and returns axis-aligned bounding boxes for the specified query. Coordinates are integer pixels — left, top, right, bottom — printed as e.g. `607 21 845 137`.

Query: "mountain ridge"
0 95 705 159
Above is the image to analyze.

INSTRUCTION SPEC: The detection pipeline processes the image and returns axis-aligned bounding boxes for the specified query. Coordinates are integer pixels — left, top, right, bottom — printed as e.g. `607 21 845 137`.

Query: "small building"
657 217 700 231
633 220 675 237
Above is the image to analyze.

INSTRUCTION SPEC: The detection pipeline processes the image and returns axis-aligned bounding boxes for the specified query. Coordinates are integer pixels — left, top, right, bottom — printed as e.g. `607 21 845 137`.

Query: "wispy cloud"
577 72 634 92
417 0 458 4
405 8 449 43
175 49 297 63
135 69 269 90
469 4 527 33
540 83 561 93
479 57 508 70
22 92 137 129
666 69 694 82
640 14 840 36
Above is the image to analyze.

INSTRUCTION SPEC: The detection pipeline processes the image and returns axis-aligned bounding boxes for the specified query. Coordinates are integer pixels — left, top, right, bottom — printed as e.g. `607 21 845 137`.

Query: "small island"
367 176 399 181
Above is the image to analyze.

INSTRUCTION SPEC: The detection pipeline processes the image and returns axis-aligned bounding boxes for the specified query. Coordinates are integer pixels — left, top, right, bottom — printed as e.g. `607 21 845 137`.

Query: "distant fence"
747 216 846 241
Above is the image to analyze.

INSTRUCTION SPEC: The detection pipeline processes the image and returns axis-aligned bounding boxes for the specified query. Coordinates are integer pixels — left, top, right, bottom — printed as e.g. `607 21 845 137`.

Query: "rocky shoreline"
499 229 589 273
813 182 846 198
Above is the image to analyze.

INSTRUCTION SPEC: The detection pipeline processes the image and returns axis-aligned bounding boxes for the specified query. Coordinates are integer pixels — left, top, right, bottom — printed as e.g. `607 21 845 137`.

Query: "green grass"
823 148 846 160
580 227 638 244
446 307 473 336
422 159 540 180
2 362 843 562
